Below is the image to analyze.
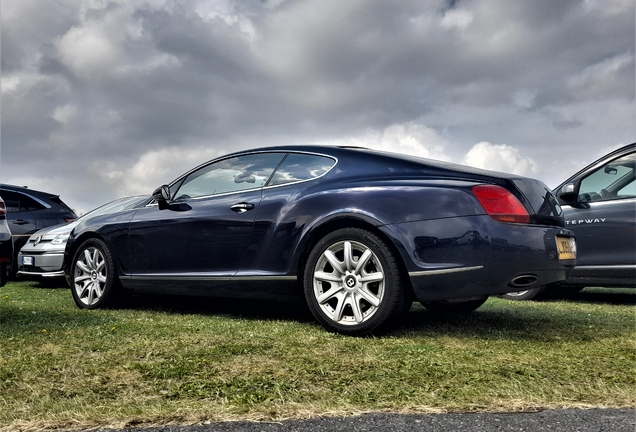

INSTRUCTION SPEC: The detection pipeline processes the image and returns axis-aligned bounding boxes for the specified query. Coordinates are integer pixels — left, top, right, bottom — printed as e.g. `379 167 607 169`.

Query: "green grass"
1 281 634 430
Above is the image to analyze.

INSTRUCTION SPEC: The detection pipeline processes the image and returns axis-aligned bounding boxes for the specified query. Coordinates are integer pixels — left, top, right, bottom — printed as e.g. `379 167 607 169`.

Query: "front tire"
304 228 411 336
70 238 120 309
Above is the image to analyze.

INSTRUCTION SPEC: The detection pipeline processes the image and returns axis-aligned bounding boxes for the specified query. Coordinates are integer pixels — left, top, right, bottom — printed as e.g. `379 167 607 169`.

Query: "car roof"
218 144 526 181
0 183 61 200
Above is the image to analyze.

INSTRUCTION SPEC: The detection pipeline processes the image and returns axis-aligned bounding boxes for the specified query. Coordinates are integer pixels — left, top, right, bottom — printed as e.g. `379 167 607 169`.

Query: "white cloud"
566 52 634 93
317 122 451 161
512 89 537 109
98 146 225 198
56 25 120 77
462 142 537 176
440 9 474 30
1 75 22 94
52 104 78 124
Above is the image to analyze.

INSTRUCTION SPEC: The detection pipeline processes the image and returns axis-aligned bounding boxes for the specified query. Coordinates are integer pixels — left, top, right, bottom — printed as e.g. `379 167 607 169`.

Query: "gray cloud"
1 0 634 212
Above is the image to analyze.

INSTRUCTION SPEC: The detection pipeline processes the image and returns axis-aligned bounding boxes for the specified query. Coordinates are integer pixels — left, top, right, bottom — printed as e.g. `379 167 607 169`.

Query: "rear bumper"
382 215 575 302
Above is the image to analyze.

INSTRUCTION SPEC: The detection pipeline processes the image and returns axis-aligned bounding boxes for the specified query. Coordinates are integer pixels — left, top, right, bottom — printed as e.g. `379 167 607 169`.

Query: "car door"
240 152 337 275
126 152 286 288
562 151 635 267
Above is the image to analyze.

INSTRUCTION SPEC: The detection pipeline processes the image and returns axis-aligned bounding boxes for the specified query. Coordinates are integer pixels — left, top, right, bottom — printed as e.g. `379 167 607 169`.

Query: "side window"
0 191 22 213
578 153 636 202
268 153 335 186
174 153 285 200
19 195 46 211
0 191 44 213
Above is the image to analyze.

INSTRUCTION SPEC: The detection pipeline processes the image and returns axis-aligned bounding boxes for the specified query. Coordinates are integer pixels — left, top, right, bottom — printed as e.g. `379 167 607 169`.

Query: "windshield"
79 196 148 220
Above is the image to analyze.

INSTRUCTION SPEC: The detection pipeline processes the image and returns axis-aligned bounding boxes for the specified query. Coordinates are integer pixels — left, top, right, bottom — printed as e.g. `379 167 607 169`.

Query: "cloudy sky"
1 0 634 213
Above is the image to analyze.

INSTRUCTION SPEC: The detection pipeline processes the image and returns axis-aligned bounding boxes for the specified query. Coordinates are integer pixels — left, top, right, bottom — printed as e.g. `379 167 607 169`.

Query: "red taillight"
472 185 530 224
65 218 76 223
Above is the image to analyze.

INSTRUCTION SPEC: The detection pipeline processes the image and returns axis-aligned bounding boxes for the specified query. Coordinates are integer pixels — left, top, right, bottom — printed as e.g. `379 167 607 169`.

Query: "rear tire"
70 238 122 309
304 228 411 336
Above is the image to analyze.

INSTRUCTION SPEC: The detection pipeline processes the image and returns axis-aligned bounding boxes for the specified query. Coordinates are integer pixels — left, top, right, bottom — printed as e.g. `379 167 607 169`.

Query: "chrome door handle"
230 203 255 213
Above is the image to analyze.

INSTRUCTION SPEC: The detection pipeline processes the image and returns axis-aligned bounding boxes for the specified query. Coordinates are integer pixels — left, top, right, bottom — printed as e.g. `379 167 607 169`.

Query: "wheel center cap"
90 270 98 281
343 274 358 291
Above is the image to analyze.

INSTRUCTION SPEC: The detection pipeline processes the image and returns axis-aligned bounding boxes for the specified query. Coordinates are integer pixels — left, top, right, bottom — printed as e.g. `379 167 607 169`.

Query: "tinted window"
579 153 635 202
268 153 335 186
174 153 285 200
0 191 45 213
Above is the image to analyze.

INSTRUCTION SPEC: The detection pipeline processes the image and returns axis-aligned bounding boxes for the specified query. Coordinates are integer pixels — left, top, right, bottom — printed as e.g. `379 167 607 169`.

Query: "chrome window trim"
167 150 338 203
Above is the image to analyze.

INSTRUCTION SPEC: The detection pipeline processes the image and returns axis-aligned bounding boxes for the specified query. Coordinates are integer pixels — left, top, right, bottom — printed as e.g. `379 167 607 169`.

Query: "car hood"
28 221 79 238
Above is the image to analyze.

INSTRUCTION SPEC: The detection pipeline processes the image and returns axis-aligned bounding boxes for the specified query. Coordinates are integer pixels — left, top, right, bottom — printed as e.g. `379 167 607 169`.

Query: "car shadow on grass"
114 289 634 342
7 282 632 341
123 294 316 323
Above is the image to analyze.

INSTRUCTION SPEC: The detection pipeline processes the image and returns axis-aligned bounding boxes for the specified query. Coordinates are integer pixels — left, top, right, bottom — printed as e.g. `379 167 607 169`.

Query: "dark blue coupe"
65 146 576 335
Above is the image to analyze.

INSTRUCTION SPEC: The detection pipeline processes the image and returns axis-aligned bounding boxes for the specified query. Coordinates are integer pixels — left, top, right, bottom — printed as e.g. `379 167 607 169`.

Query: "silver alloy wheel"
73 247 108 306
312 240 385 326
505 290 530 297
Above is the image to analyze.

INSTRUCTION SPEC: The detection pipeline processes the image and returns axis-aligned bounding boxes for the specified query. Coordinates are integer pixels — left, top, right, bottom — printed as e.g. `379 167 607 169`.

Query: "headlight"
51 234 70 245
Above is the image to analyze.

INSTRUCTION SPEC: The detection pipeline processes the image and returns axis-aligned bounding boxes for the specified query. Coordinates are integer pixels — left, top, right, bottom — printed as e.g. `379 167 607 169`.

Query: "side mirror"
557 183 577 204
152 185 171 210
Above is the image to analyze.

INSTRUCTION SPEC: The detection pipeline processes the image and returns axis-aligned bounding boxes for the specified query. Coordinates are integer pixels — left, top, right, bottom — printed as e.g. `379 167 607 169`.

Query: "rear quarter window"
268 154 335 186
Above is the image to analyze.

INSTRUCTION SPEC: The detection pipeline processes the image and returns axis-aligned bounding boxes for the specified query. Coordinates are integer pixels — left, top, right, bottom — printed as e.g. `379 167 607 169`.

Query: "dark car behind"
499 143 635 300
0 184 77 276
0 197 14 286
555 143 635 288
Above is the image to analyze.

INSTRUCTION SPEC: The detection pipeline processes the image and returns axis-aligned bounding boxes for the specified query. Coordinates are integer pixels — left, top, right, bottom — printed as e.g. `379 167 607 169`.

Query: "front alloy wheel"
304 228 410 335
313 239 385 325
71 238 119 309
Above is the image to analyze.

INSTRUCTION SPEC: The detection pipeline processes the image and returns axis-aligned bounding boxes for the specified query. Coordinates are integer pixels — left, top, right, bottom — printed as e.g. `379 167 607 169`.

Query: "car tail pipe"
508 274 539 288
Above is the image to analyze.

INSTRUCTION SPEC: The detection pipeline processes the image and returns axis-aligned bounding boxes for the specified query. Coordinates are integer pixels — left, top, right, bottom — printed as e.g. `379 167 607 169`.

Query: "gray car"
501 143 635 300
17 196 149 281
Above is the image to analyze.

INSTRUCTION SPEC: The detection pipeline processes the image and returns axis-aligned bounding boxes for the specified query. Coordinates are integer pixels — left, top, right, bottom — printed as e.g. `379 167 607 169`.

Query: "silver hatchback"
18 196 148 281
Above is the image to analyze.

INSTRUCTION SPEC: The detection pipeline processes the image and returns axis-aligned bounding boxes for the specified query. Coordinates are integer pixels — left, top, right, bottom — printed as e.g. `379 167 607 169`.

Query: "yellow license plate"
556 236 576 260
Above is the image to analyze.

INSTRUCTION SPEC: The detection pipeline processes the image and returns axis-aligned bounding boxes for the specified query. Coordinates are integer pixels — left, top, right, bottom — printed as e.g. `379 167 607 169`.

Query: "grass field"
1 280 634 431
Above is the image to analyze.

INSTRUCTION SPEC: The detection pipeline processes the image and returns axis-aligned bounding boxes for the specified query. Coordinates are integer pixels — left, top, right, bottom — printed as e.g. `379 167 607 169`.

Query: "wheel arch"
294 216 414 298
65 231 122 279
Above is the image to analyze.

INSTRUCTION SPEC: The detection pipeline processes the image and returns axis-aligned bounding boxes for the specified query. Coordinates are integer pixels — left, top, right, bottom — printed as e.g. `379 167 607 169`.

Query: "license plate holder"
556 236 576 260
22 256 34 266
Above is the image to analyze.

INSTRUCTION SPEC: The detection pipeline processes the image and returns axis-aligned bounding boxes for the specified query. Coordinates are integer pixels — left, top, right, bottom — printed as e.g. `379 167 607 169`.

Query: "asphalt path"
113 409 634 432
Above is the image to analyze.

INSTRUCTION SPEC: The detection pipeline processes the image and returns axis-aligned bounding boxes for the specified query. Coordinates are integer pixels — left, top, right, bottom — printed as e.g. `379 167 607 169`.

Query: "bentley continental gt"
65 146 576 335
